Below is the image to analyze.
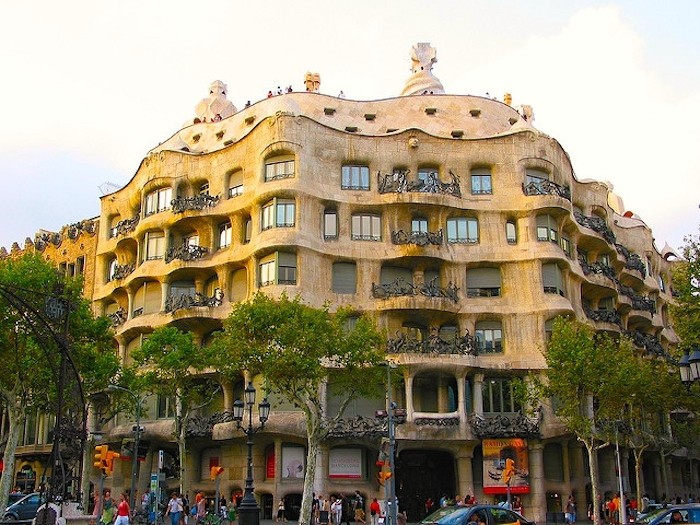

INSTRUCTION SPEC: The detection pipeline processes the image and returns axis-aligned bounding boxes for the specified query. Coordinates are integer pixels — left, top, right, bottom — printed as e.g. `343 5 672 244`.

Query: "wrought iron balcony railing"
165 243 209 263
164 290 224 313
391 229 443 246
378 170 461 197
522 180 571 201
468 411 541 438
110 214 140 238
171 194 220 214
372 277 459 303
387 329 476 355
583 303 622 326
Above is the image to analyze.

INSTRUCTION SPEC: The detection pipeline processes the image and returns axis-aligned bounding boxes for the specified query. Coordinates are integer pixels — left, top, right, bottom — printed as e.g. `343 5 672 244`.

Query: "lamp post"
108 385 147 511
679 345 700 389
232 382 270 525
375 362 406 525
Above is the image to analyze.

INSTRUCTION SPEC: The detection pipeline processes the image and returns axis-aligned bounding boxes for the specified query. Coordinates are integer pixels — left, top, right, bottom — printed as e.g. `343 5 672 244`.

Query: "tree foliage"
211 293 386 525
0 253 118 507
671 223 700 349
129 325 217 495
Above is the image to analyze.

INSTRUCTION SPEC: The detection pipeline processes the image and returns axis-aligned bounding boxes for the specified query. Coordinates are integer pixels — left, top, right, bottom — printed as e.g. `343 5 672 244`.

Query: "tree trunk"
633 448 647 513
583 438 602 525
298 417 322 525
176 393 188 497
0 398 25 510
660 453 669 501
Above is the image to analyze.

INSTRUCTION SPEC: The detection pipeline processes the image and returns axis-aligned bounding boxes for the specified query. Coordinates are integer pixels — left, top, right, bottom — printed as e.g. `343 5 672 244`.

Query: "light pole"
108 385 147 511
232 382 270 525
375 362 406 525
679 345 700 388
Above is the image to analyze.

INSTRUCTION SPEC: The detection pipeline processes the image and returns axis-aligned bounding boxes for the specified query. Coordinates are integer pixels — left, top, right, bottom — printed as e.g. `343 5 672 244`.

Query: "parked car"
4 492 46 521
421 505 536 525
637 503 667 521
634 504 700 525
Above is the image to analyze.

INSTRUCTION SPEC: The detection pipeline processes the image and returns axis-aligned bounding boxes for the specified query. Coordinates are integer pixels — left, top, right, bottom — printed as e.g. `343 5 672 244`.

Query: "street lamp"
375 362 406 525
232 382 270 525
108 385 147 511
679 345 700 388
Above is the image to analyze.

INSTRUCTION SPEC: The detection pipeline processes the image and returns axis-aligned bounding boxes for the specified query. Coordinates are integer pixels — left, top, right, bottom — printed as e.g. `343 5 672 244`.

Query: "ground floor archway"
396 449 455 522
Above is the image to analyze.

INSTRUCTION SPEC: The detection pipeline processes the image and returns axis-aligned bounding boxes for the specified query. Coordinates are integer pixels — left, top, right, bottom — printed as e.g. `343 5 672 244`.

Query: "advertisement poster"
482 438 530 494
282 445 305 479
329 448 363 479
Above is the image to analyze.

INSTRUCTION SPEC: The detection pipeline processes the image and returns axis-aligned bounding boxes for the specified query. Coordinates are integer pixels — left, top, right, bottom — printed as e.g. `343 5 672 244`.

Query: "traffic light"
210 466 224 480
502 458 515 484
377 464 392 486
94 445 109 473
105 450 121 474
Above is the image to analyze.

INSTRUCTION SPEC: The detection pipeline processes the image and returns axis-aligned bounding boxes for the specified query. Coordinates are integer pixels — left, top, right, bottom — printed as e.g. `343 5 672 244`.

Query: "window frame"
144 187 173 216
324 209 338 240
446 217 479 244
470 168 493 195
145 231 166 261
218 221 232 249
261 198 296 231
264 159 295 182
351 213 382 241
341 165 370 190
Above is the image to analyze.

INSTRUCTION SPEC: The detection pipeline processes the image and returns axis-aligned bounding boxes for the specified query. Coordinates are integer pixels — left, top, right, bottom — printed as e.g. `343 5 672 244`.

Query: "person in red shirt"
369 499 381 525
115 492 130 525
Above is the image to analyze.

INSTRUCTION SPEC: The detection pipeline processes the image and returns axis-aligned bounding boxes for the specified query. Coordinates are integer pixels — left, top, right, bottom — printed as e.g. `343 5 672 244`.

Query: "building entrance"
396 449 455 522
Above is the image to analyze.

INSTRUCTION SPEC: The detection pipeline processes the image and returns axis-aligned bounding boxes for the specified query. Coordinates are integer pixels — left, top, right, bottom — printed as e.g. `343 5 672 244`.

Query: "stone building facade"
1 45 686 521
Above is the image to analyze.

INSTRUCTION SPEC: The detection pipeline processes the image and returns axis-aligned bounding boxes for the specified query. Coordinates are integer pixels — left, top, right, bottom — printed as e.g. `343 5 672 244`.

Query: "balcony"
110 263 135 281
164 290 224 313
618 284 655 314
386 329 476 355
372 277 459 303
108 307 127 327
468 412 541 438
110 214 140 238
578 252 617 282
625 330 667 358
522 180 571 201
165 243 209 263
391 229 443 246
574 211 616 244
615 244 647 278
583 303 621 327
378 170 461 197
171 194 220 214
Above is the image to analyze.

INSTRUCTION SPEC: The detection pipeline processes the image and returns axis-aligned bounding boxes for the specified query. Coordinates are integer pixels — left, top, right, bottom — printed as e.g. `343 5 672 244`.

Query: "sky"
1 0 699 252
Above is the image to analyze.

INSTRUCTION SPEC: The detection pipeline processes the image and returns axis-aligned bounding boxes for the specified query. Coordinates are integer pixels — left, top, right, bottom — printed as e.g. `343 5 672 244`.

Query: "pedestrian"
353 492 365 525
115 493 130 525
196 492 206 525
369 499 380 525
142 488 152 512
277 497 287 523
166 492 184 525
100 490 115 525
565 495 576 524
312 493 320 525
332 497 342 525
342 494 352 525
321 496 330 525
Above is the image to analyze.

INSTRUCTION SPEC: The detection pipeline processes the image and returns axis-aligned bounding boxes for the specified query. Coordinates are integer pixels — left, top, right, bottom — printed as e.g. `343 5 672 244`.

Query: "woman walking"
115 493 130 525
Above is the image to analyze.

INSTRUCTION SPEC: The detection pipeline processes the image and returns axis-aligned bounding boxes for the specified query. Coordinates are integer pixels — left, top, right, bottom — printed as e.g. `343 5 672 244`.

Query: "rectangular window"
262 199 296 230
145 187 173 216
184 234 199 247
471 169 492 195
324 210 338 239
341 165 370 190
219 222 232 248
228 170 244 197
506 221 517 244
526 169 549 186
351 214 381 241
536 215 558 243
145 232 165 260
244 219 252 243
446 218 479 244
259 252 297 287
412 218 428 234
483 378 520 414
599 253 610 266
265 159 295 181
561 237 572 258
542 263 565 296
228 184 244 198
476 328 503 353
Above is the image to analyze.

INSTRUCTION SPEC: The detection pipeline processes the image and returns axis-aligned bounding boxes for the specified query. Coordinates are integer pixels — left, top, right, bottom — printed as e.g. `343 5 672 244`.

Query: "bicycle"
200 509 232 525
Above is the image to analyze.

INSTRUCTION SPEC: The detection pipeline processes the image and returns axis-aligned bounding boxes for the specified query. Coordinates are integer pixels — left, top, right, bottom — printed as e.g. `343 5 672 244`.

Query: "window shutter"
380 266 412 285
467 268 501 288
230 269 247 302
144 281 162 313
332 262 357 294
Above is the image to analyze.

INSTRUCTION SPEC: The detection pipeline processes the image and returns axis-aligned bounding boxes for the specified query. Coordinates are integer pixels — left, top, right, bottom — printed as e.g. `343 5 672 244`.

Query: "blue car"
4 493 46 521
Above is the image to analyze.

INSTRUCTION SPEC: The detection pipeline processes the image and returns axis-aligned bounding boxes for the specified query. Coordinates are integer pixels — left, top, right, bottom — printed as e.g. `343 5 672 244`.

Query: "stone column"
404 372 414 422
529 442 546 524
456 445 475 502
438 376 448 412
473 374 484 417
457 374 467 424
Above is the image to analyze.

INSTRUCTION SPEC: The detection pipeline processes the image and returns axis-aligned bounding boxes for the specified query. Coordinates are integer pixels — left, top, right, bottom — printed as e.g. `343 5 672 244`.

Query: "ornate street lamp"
108 385 147 511
232 382 270 525
679 345 700 388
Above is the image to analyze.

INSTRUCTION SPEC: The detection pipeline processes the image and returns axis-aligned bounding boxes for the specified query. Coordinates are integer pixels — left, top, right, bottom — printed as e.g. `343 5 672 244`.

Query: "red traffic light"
210 466 224 480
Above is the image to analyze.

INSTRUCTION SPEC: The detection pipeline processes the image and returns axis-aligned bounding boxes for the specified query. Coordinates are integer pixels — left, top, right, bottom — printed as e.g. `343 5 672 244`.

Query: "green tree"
671 223 700 349
211 293 386 525
129 326 216 496
0 253 118 508
537 317 642 525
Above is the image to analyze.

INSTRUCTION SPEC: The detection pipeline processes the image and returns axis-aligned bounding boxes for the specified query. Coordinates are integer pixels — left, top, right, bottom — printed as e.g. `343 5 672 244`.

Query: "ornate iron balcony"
615 243 646 277
522 180 571 201
165 243 209 263
110 214 140 238
171 194 220 213
625 330 667 358
378 170 461 197
110 263 135 281
583 303 621 326
574 211 616 244
468 412 541 438
164 290 224 313
391 229 443 246
415 417 459 427
372 277 459 303
387 328 476 355
618 284 655 313
107 307 127 327
577 252 617 281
